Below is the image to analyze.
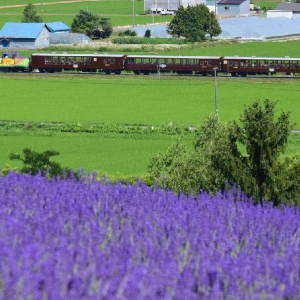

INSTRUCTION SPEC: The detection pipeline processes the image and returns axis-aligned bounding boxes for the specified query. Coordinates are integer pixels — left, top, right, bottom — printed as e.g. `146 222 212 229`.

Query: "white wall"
145 0 205 11
267 10 293 19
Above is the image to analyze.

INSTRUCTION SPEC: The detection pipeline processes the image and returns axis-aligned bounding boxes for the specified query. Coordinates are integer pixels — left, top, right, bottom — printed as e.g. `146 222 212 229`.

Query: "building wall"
218 0 249 15
0 39 36 49
35 26 50 48
267 10 293 18
145 0 205 11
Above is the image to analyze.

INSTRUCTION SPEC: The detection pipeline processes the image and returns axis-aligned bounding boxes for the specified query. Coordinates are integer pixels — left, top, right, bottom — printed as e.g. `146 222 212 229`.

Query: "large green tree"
208 11 222 40
71 10 100 37
167 4 221 42
22 3 42 23
71 11 113 38
149 100 298 206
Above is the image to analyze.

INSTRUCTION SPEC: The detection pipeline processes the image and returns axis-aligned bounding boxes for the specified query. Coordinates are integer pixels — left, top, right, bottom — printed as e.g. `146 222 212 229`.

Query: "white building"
144 0 205 13
267 3 300 19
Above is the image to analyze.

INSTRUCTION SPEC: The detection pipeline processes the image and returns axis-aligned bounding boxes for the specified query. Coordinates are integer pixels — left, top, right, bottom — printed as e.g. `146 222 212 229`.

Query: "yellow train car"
0 52 30 72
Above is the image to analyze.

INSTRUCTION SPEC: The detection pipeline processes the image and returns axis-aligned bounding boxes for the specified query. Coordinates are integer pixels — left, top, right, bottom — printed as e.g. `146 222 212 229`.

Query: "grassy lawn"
1 75 300 127
0 1 144 15
162 40 300 58
252 1 277 9
0 14 171 28
1 74 300 175
0 132 180 175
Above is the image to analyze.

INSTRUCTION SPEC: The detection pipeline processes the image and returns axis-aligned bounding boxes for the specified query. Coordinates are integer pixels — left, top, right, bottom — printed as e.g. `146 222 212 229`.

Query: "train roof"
31 53 125 58
126 55 221 59
224 56 300 61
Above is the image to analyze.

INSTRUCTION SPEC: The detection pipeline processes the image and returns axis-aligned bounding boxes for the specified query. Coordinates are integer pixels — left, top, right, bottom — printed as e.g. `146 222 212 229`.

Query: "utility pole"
132 0 135 27
213 67 218 117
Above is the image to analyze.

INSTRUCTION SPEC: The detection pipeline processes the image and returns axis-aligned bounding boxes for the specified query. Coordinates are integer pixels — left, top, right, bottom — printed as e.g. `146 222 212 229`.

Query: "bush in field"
9 148 73 179
0 172 300 299
118 29 137 37
144 29 151 38
149 100 299 205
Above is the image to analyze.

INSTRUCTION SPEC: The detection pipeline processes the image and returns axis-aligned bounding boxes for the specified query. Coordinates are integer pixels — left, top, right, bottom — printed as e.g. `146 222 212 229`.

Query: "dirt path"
0 0 102 10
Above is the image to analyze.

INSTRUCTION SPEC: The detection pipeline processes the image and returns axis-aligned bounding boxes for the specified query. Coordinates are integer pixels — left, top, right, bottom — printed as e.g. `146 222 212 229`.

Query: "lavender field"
1 172 300 299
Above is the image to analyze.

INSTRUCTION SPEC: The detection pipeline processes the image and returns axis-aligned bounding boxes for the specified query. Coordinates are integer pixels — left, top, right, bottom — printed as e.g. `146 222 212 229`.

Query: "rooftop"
276 3 300 12
0 23 49 39
218 0 246 5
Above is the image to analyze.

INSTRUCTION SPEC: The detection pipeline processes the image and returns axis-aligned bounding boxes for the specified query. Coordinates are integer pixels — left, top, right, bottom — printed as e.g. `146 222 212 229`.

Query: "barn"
144 0 205 12
0 23 51 49
217 0 250 16
267 3 300 19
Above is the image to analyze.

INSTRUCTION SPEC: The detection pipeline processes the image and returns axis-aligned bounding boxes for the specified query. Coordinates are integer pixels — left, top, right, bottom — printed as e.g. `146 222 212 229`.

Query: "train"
1 51 300 77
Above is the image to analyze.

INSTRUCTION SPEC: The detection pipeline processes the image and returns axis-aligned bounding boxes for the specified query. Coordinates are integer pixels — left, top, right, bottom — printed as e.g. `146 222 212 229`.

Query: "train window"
234 62 238 66
104 59 108 64
200 61 204 66
228 61 233 66
45 57 51 64
110 59 115 64
208 60 212 66
94 58 97 62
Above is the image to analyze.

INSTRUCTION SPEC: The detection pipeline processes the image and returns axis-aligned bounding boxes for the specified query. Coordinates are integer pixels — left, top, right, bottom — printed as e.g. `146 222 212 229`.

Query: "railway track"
2 71 300 80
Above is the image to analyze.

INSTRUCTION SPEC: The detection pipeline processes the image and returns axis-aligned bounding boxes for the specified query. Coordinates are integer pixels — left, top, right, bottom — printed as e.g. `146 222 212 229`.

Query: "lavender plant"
0 172 299 299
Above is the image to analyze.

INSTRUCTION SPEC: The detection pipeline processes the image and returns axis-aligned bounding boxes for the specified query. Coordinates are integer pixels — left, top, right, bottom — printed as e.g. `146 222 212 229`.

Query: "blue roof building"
46 22 70 33
0 23 51 49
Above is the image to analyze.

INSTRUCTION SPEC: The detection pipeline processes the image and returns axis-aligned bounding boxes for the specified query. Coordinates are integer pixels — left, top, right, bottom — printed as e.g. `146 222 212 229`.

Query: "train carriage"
125 55 222 75
223 56 300 77
31 53 126 74
0 52 30 72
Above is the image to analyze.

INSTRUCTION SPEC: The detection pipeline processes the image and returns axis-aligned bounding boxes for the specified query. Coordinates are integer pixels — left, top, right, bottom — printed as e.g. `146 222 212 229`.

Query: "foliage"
112 36 186 44
118 29 137 37
9 148 73 178
71 9 100 37
1 172 300 298
149 100 299 205
144 29 151 38
93 17 113 39
167 4 221 42
208 12 222 40
22 3 42 23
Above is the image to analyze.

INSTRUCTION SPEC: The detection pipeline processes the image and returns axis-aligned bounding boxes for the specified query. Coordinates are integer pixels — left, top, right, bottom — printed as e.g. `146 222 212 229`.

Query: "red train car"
125 55 222 75
31 53 126 74
223 56 300 77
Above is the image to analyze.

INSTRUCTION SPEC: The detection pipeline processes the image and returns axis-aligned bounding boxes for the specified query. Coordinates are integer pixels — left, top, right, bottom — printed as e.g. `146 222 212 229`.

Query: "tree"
71 9 100 37
9 148 74 179
167 4 221 42
22 3 42 23
149 100 299 206
208 12 222 40
144 29 151 38
234 100 294 204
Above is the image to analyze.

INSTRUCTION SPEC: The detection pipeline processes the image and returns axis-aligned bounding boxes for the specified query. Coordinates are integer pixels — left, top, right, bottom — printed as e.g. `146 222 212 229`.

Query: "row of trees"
167 4 222 42
149 100 300 206
22 3 221 41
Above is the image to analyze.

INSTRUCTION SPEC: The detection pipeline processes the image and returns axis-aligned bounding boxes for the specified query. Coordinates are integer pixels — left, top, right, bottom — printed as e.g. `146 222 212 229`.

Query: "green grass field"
0 74 300 175
1 75 300 126
162 40 300 58
0 1 144 15
0 14 171 29
0 132 180 175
